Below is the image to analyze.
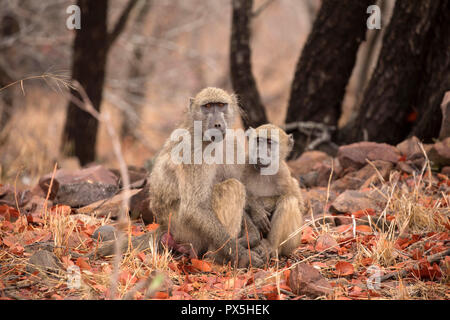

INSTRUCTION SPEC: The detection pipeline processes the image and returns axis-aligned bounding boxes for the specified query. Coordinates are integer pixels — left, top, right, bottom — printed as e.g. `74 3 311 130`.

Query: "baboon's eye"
204 103 211 108
218 103 224 107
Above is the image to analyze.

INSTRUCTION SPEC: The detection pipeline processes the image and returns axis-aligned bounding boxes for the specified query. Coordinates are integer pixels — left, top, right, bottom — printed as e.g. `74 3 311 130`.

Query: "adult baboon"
149 87 263 267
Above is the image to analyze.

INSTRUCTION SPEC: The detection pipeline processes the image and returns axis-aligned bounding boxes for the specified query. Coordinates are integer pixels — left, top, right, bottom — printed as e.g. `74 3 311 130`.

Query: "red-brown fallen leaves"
191 259 212 273
315 234 339 253
75 257 91 271
411 260 442 280
334 261 354 276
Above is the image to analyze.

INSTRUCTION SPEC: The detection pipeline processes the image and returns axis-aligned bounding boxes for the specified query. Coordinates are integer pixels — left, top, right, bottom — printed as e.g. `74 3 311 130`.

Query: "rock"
0 184 31 208
429 137 450 167
109 166 148 188
329 190 386 215
27 250 63 275
92 225 117 242
331 160 393 192
396 161 416 174
396 136 423 159
40 165 119 208
288 151 331 177
439 91 450 140
302 188 338 216
88 232 155 259
22 195 49 216
442 166 450 176
337 142 401 170
38 176 59 201
25 241 55 253
298 162 337 188
289 263 333 298
299 171 319 188
76 188 141 219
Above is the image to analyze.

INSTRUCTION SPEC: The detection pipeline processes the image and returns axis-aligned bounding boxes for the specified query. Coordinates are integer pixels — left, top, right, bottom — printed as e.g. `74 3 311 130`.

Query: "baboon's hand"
253 210 271 235
237 250 264 269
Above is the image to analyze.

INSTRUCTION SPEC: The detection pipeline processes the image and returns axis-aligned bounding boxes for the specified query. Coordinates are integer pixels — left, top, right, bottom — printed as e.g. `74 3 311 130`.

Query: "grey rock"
27 250 63 276
92 225 117 242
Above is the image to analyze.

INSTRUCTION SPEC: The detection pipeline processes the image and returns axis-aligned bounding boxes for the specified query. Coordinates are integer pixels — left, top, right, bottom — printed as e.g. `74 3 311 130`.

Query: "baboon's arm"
246 195 271 235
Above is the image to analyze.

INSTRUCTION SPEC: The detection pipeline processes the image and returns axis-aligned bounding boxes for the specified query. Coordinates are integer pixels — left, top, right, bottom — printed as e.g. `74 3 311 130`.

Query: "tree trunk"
62 0 109 166
411 0 450 142
285 0 372 158
0 14 19 129
340 0 443 145
230 0 267 129
121 0 152 140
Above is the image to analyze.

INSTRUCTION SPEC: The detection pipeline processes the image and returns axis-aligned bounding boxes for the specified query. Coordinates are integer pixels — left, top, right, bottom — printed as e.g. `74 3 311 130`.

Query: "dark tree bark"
340 0 443 145
62 0 109 166
0 14 19 129
62 0 139 165
411 0 450 142
230 0 267 129
285 0 372 158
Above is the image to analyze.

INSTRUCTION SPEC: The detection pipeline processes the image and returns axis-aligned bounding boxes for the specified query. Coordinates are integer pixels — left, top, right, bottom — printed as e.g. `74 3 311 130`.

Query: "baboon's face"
200 101 229 137
190 88 236 141
250 125 293 170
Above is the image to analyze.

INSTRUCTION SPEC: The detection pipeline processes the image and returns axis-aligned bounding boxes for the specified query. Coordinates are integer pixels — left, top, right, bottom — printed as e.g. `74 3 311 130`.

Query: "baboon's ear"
188 97 195 111
288 134 295 149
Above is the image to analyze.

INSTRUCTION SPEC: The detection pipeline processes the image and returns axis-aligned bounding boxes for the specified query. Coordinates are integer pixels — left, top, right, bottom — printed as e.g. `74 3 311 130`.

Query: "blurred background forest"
0 0 448 186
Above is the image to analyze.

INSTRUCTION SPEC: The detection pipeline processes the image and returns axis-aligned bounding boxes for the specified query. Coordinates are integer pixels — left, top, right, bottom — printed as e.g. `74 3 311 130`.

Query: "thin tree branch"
252 0 276 17
107 0 140 49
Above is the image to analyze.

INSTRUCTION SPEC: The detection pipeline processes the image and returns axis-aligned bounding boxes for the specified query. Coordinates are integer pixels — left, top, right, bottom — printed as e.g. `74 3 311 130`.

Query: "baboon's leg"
239 213 261 249
267 196 303 256
212 178 245 238
252 239 272 264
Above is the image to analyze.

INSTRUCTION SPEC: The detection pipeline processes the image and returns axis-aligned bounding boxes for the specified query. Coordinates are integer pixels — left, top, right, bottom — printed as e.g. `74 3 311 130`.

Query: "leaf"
119 270 137 285
2 235 16 247
334 261 354 276
355 225 372 233
315 234 339 252
301 226 316 244
351 209 375 219
191 259 212 272
154 291 169 299
137 252 147 262
360 258 373 266
75 257 91 271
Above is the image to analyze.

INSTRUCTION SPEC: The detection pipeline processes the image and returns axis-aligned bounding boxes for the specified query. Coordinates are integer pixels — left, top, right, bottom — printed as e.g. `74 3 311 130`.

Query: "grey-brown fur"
149 87 263 268
243 124 305 258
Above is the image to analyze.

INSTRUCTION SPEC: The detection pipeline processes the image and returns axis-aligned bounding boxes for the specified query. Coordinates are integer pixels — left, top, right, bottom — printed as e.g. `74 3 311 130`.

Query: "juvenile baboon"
149 87 263 267
244 124 305 257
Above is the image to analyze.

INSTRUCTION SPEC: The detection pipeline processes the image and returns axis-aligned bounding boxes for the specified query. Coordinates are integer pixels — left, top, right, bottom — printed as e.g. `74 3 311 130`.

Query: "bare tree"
339 0 444 145
0 14 19 129
412 0 450 142
285 0 372 158
62 0 139 166
230 0 267 129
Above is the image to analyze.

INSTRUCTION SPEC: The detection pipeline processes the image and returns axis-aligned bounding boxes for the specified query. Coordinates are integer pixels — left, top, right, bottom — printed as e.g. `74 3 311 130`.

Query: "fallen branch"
380 248 450 282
